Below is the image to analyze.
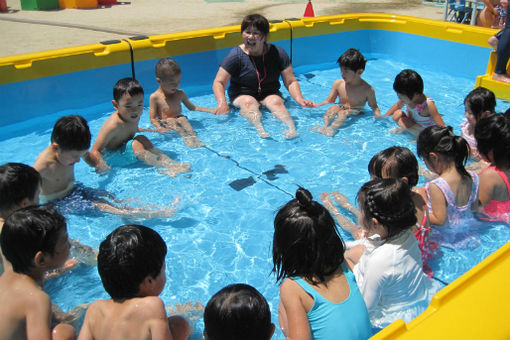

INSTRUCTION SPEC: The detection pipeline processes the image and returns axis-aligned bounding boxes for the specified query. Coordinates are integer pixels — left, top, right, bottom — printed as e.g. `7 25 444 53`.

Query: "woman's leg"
493 15 510 83
232 95 269 138
261 94 298 139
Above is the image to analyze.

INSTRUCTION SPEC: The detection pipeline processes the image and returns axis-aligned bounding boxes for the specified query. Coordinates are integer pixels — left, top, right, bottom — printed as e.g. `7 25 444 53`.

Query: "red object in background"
98 0 116 4
0 0 7 11
304 0 314 17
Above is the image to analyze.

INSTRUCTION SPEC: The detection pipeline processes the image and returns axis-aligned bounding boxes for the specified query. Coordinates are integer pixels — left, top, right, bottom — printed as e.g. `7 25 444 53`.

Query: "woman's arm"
281 66 316 107
212 67 232 115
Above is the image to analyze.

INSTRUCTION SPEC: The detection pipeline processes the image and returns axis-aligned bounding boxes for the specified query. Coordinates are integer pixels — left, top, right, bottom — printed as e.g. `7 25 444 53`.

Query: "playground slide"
476 51 510 101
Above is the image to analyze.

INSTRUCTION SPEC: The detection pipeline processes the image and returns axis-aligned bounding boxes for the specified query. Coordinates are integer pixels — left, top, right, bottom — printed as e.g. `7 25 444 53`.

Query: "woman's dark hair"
241 14 270 38
1 206 66 274
272 187 345 285
464 87 496 121
204 283 272 340
417 125 470 178
97 225 167 301
357 178 417 238
475 113 510 169
393 69 424 99
368 146 419 187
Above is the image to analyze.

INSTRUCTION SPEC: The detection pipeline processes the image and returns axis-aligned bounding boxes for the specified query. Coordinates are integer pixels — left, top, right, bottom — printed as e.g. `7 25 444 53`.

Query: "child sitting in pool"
0 206 75 340
78 224 192 340
321 146 437 277
204 283 275 340
272 187 372 340
460 87 496 163
86 78 191 177
314 48 380 136
0 162 41 274
149 57 214 148
475 113 510 223
346 178 439 328
385 69 445 137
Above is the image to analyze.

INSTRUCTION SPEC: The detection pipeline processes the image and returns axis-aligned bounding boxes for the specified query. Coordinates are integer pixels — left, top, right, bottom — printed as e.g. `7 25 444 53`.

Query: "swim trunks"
101 139 138 167
48 183 105 215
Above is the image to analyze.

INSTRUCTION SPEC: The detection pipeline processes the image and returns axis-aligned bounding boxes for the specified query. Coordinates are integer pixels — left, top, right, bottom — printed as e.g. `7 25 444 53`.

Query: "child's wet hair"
51 115 91 151
272 187 345 285
204 283 272 340
337 48 367 72
97 224 167 301
368 146 419 187
1 206 66 274
241 14 270 37
155 57 181 79
0 163 41 212
475 113 510 168
464 87 496 121
393 69 424 99
357 178 417 238
417 125 470 178
113 78 144 103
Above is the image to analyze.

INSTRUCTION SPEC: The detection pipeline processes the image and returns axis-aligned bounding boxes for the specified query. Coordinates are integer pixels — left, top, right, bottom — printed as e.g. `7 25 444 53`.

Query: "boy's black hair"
113 78 144 103
241 14 270 38
97 224 167 301
337 48 367 72
272 187 345 285
1 206 66 274
357 178 417 239
464 87 496 121
417 125 470 178
368 146 419 188
475 113 510 169
155 57 181 79
204 283 272 340
0 163 41 212
393 69 424 99
51 115 91 151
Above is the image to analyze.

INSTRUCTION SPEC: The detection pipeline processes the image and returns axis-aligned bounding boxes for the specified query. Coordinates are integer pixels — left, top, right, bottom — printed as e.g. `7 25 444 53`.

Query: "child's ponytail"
452 134 470 178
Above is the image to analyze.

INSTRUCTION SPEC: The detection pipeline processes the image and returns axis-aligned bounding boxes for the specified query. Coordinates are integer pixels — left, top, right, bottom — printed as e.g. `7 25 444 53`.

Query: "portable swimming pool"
1 13 509 339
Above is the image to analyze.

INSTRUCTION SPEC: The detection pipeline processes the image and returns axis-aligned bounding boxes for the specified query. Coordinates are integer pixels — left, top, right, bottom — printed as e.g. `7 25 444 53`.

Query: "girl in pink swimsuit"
475 113 510 223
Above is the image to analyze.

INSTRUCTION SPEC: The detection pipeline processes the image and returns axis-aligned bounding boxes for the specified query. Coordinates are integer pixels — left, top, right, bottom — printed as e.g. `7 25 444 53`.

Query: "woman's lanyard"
250 53 267 95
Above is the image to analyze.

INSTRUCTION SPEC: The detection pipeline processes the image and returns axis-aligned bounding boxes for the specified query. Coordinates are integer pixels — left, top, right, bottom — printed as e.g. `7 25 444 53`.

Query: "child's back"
273 187 371 339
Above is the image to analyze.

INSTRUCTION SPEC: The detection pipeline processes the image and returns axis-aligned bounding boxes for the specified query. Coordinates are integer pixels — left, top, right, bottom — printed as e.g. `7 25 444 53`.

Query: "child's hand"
156 126 170 133
297 98 317 108
95 162 111 175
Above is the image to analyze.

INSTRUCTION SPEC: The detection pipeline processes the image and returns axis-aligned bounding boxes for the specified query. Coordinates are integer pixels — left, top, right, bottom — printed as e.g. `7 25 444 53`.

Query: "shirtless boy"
86 78 190 177
78 224 192 340
315 48 380 136
150 57 214 148
0 206 75 340
34 115 90 202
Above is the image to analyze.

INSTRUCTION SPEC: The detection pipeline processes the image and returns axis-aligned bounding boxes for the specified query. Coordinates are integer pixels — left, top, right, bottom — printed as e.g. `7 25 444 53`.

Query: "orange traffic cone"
304 0 315 17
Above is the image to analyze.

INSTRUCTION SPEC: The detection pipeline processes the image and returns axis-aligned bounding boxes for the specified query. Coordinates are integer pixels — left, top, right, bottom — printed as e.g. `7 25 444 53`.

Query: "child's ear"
156 77 161 84
33 251 47 268
112 100 118 109
357 68 364 76
400 176 409 184
51 142 60 152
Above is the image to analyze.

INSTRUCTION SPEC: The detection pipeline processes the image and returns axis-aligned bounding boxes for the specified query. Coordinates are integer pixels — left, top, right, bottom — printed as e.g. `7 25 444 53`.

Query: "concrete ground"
0 0 446 57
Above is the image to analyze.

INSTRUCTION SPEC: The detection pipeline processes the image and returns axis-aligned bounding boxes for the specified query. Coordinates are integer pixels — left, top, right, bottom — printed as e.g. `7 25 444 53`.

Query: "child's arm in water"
384 100 404 117
279 279 312 340
149 93 170 133
85 124 114 173
317 79 341 106
426 99 445 126
426 183 448 225
367 86 381 117
181 91 216 114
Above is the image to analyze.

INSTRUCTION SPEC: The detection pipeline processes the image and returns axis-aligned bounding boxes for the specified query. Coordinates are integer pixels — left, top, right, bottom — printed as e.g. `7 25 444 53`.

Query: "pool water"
1 53 509 339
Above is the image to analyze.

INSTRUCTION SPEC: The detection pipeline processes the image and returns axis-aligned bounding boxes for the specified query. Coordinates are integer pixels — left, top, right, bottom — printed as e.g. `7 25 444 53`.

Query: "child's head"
204 283 274 340
0 206 69 274
0 163 41 214
368 146 419 188
112 78 144 122
357 178 417 238
475 113 510 168
464 87 496 126
337 48 367 73
393 69 424 102
50 115 91 165
417 125 470 178
97 224 167 301
155 57 181 94
272 187 345 285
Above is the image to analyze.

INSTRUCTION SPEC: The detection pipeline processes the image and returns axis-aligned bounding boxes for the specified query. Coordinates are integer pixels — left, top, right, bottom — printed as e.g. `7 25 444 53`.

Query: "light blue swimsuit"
293 263 372 340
